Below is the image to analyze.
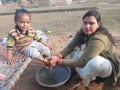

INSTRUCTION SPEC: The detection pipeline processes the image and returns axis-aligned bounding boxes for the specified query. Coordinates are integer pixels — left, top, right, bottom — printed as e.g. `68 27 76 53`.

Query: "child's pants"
23 41 51 59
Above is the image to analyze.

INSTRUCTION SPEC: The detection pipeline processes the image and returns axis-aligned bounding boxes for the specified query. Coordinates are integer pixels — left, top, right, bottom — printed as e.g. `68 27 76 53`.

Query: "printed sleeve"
33 31 41 41
7 35 15 49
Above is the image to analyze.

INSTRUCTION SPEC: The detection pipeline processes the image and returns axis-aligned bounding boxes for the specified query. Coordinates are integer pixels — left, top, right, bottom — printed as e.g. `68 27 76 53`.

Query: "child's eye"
19 21 24 23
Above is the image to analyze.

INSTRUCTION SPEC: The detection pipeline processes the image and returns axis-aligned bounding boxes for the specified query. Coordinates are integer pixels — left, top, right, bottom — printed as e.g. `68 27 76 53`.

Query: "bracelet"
55 53 63 59
55 53 63 65
57 58 63 65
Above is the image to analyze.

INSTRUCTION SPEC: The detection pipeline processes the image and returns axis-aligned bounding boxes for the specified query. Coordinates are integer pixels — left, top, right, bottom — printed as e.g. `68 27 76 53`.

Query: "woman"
45 10 119 87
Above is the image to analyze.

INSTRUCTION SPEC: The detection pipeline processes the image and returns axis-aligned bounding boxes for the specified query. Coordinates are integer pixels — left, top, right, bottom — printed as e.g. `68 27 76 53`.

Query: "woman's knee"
87 56 109 67
85 56 112 77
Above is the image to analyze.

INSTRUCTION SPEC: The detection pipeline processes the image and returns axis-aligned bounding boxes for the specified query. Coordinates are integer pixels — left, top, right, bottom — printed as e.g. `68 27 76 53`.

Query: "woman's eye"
84 21 94 25
89 22 94 25
84 22 87 24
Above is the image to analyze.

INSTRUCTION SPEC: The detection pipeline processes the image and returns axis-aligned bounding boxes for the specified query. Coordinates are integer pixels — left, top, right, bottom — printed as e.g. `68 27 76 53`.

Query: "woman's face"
82 16 100 35
16 14 31 32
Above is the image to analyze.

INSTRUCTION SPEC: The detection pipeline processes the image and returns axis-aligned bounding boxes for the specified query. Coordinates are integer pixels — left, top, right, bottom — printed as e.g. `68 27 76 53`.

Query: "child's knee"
42 47 51 56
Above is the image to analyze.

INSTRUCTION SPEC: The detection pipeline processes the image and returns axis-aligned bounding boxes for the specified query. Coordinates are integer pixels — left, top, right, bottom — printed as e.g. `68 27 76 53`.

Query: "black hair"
14 8 31 23
79 10 115 45
82 10 102 25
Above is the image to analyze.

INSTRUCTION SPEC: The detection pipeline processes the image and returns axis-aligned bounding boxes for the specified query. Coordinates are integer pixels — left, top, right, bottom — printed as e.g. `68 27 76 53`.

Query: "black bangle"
38 38 42 42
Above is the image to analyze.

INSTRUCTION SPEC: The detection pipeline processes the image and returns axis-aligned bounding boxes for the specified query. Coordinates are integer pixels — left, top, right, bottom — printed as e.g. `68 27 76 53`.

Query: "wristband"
57 58 63 65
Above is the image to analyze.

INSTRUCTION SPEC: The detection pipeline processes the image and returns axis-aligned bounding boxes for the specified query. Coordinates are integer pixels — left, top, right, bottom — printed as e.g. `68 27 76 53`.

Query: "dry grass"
0 0 120 37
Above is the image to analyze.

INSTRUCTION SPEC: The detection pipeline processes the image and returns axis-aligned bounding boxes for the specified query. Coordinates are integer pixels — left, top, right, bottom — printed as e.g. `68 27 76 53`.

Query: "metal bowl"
35 65 71 87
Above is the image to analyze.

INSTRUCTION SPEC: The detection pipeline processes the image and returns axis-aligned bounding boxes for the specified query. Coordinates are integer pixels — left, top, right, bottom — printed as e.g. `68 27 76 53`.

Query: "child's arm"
40 39 52 49
7 35 16 65
34 30 52 49
7 49 15 65
40 39 49 47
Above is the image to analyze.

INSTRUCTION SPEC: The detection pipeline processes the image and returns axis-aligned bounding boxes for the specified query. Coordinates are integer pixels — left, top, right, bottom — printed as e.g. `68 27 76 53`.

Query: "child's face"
16 14 31 32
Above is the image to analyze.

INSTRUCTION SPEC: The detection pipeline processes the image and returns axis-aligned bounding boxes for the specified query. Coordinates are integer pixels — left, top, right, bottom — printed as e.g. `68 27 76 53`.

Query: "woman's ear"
98 22 102 27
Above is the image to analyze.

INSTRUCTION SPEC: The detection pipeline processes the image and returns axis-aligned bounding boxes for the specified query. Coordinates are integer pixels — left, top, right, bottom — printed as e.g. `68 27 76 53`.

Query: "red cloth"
0 73 6 80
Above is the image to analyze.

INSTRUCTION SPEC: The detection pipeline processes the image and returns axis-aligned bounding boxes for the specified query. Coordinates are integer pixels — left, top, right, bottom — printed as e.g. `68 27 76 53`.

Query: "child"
7 8 51 65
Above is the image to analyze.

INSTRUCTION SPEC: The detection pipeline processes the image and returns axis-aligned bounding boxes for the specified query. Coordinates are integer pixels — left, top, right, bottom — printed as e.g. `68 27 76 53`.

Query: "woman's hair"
82 10 102 26
79 10 115 45
14 8 31 23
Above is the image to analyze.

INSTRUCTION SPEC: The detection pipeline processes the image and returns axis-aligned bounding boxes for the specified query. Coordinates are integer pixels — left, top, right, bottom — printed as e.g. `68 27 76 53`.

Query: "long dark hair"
79 10 115 45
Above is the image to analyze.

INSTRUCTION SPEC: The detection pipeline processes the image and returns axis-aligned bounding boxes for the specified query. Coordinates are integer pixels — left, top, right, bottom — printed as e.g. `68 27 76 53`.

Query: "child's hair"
14 8 31 23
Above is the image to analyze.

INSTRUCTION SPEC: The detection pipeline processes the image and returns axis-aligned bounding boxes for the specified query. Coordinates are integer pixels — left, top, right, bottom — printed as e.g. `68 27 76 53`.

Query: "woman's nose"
85 23 90 28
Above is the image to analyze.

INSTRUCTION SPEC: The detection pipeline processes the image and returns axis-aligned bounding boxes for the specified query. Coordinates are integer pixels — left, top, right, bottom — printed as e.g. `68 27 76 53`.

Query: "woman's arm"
62 34 108 67
60 30 82 57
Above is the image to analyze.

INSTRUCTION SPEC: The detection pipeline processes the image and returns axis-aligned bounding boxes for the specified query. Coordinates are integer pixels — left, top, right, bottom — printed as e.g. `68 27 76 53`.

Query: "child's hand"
8 58 16 65
44 56 57 69
44 57 52 69
49 56 58 68
7 49 16 65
